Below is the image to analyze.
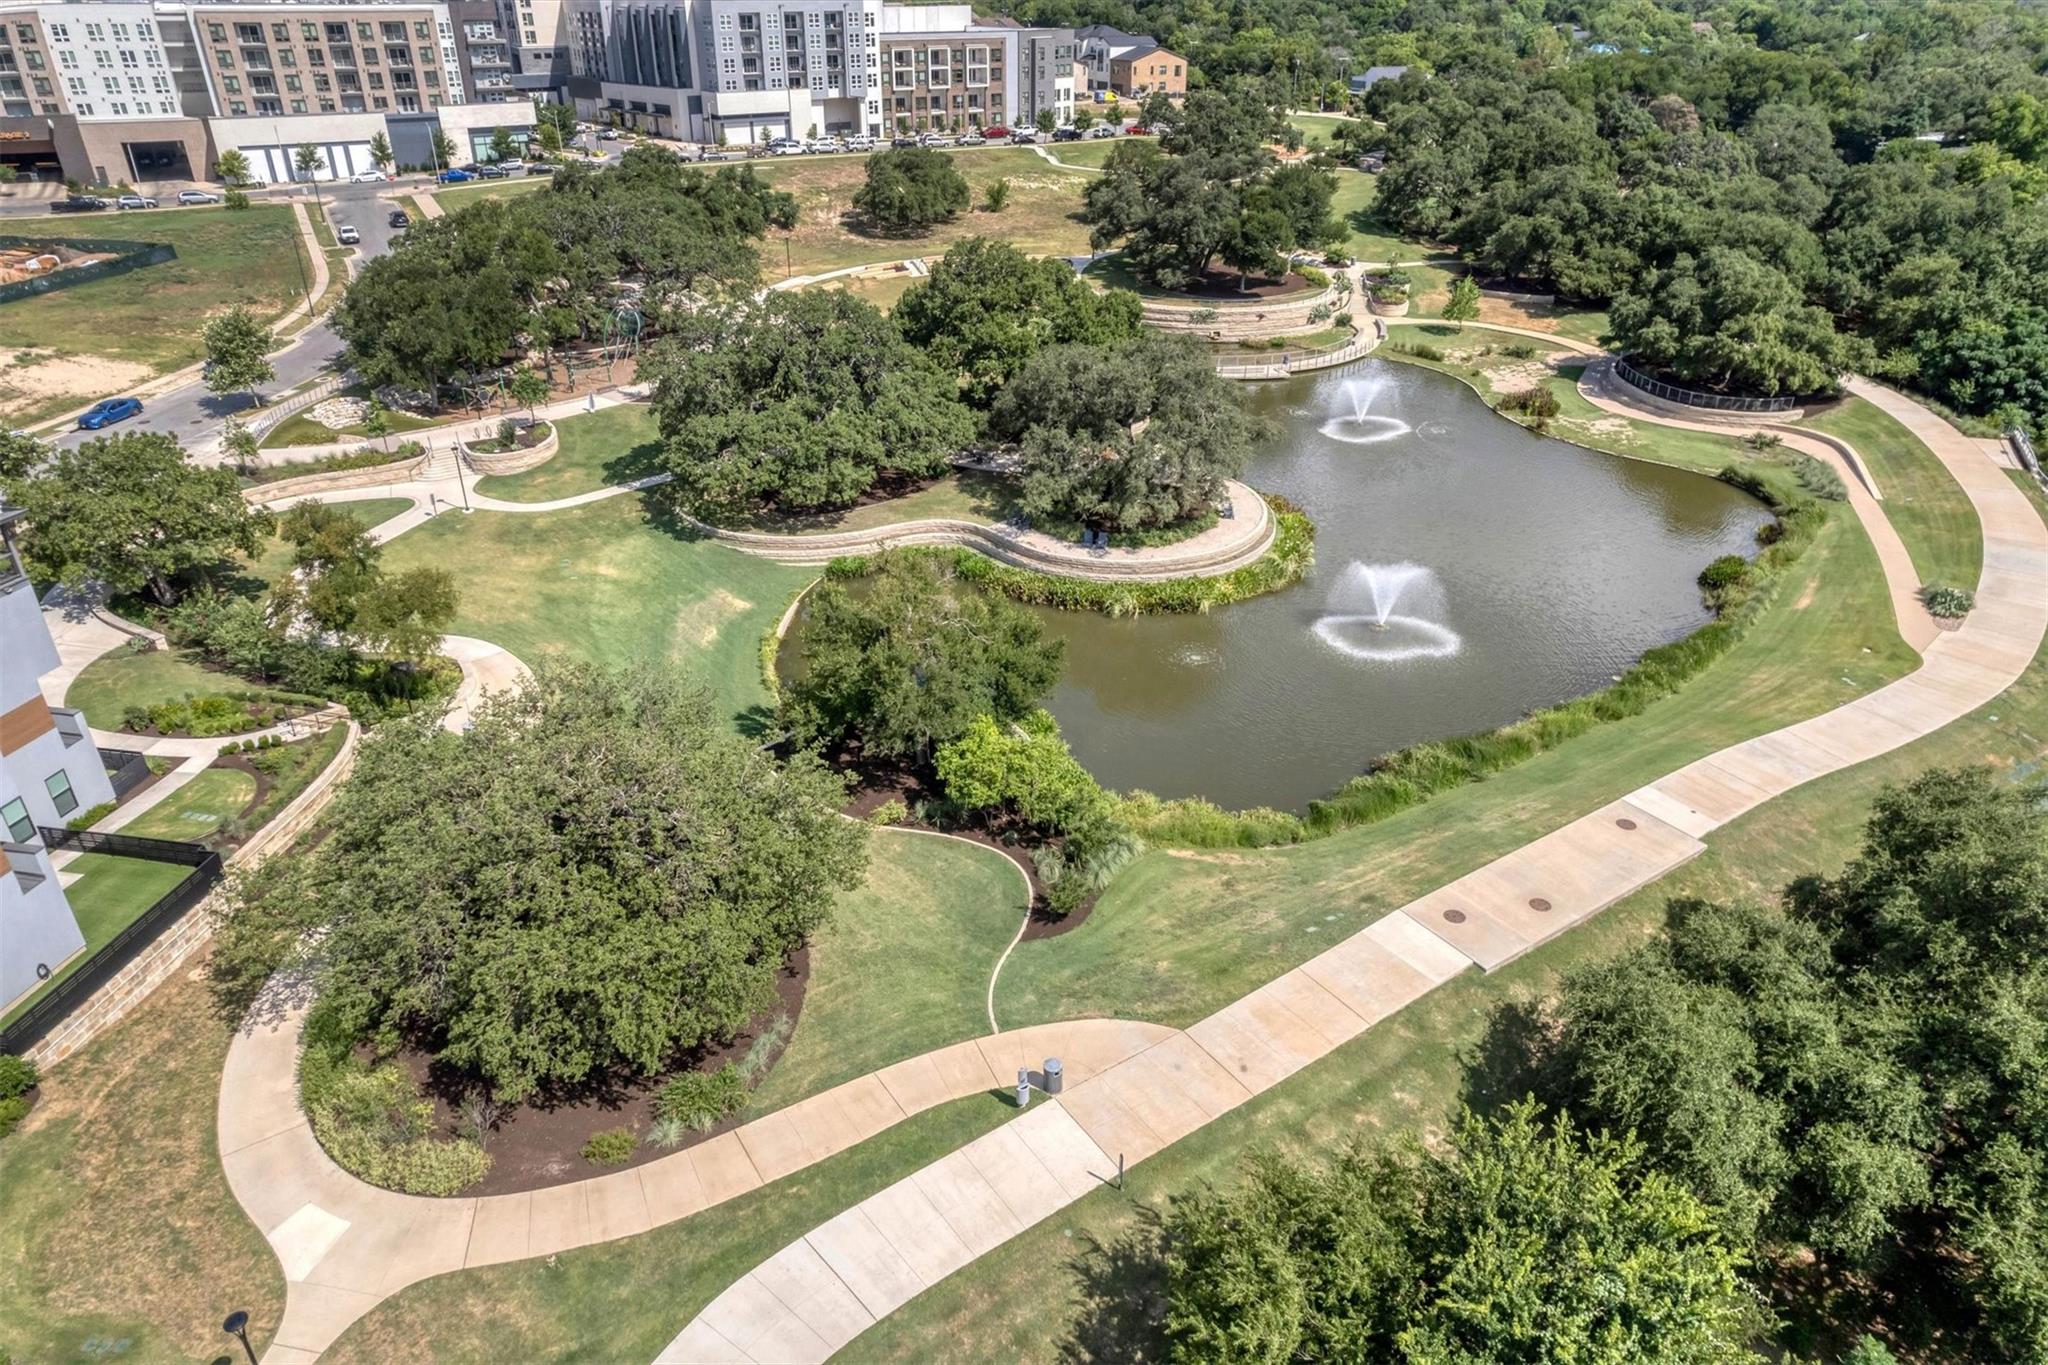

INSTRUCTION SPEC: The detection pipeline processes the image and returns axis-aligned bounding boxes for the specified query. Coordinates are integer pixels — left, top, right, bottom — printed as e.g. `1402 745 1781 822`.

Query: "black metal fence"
1613 355 1803 414
100 748 152 799
0 236 178 306
0 829 221 1056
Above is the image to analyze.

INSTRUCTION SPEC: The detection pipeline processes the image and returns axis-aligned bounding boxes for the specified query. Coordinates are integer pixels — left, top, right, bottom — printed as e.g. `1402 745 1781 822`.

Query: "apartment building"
1075 22 1182 99
0 0 535 184
498 0 567 93
561 0 1069 143
0 507 117 1015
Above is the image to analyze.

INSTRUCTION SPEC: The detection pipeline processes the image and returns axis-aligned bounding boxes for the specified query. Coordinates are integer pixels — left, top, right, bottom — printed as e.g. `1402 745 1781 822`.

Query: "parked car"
1052 126 1083 142
336 223 360 245
808 135 845 153
176 188 222 204
349 168 386 183
766 136 805 156
388 208 410 228
846 133 875 151
891 134 919 148
475 164 510 179
598 127 623 140
115 193 158 209
51 195 109 212
956 131 986 146
437 167 474 183
1010 129 1040 144
921 132 956 147
1128 124 1157 135
77 396 142 430
1087 123 1118 138
527 162 559 174
498 159 526 173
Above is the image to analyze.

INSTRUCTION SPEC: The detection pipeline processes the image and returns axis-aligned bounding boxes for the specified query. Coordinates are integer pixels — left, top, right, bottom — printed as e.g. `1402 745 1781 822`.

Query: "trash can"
1015 1067 1032 1109
1043 1057 1064 1095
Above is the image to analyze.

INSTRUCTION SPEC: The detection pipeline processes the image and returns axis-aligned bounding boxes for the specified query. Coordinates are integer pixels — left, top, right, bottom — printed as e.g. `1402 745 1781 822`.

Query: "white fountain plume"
1319 374 1413 445
1311 561 1462 662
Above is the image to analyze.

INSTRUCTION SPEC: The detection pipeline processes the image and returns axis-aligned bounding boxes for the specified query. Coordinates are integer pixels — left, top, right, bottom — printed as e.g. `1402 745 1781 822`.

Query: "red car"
981 125 1010 139
1128 124 1157 135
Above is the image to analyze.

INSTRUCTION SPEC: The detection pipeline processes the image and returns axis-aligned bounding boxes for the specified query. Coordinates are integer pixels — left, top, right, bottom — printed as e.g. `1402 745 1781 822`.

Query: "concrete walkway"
660 379 2046 1363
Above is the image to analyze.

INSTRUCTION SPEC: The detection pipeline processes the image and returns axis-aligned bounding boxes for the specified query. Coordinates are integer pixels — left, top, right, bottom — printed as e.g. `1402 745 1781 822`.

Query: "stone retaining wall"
26 723 361 1068
241 452 426 503
1140 283 1345 341
691 481 1276 581
462 421 559 475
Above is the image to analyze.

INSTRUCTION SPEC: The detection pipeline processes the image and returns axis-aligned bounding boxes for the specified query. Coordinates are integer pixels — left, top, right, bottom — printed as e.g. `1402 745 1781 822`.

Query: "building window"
45 770 77 818
1 796 31 842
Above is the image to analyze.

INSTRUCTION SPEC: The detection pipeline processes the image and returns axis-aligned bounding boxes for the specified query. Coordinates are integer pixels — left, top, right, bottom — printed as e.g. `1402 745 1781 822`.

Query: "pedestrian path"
659 378 2046 1363
210 379 2044 1363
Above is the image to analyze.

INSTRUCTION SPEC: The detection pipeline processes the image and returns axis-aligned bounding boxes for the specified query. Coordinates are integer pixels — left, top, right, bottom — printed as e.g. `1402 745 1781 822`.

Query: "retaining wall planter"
1140 283 1346 341
241 452 426 502
462 420 558 475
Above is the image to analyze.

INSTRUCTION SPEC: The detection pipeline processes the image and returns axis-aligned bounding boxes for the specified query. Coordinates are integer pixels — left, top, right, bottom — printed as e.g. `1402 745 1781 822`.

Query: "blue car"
437 168 474 183
78 396 143 430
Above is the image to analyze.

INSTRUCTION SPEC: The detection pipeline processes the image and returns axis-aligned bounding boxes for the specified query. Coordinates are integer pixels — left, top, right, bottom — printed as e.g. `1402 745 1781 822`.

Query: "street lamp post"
221 1310 259 1365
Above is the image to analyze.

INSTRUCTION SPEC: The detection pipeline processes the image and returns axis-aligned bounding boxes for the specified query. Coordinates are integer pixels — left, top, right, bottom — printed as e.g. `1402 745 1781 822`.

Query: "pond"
1029 358 1772 812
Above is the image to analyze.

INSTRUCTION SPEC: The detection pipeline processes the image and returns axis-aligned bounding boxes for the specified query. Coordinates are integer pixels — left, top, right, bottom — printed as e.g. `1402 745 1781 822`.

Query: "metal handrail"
1612 355 1803 414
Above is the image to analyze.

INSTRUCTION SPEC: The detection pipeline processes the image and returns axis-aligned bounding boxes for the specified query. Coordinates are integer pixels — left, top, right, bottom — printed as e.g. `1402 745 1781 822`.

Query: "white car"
498 159 526 173
1087 124 1117 138
116 193 158 209
921 132 955 148
349 168 386 183
808 135 844 154
176 188 222 205
845 133 875 152
336 224 360 245
956 131 986 146
767 136 806 155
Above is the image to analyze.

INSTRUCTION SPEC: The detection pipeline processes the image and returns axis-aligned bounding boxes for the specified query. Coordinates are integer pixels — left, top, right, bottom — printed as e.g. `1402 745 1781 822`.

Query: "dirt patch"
397 948 810 1196
0 348 155 420
671 587 754 654
1794 578 1820 610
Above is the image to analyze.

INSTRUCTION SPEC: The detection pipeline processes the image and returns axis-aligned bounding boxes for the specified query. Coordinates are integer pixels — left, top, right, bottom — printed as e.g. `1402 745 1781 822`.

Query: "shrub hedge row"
822 497 1315 618
1119 462 1825 848
299 1002 490 1195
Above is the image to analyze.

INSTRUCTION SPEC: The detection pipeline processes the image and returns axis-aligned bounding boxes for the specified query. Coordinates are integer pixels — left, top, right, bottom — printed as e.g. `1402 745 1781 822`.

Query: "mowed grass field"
1801 396 1984 592
121 766 257 844
376 490 811 725
474 403 664 503
0 205 307 424
750 147 1094 275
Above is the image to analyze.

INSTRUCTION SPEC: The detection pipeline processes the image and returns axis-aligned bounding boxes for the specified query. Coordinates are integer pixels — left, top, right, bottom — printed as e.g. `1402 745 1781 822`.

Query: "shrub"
654 1063 747 1133
650 1114 691 1149
0 1095 27 1138
582 1128 639 1165
1500 342 1540 359
66 801 115 831
1307 303 1334 325
121 704 150 732
224 188 250 210
0 1054 38 1100
1394 341 1445 362
1789 454 1847 502
867 798 908 826
1924 585 1974 618
1334 311 1355 329
1298 265 1330 288
299 1005 490 1194
1499 385 1562 429
736 1012 793 1085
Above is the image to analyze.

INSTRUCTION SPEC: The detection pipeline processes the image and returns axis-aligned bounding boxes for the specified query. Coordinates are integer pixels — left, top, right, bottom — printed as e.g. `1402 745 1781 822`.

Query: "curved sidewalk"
661 379 2046 1363
221 1015 1173 1364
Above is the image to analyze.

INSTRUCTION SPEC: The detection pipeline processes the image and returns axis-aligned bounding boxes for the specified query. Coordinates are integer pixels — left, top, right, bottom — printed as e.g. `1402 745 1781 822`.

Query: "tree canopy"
1082 91 1341 289
201 306 276 402
989 332 1265 531
269 501 458 663
852 145 970 233
215 662 865 1102
337 149 795 400
1 432 269 604
893 237 1144 406
1158 1101 1763 1363
783 551 1064 760
1488 766 2048 1359
643 289 975 515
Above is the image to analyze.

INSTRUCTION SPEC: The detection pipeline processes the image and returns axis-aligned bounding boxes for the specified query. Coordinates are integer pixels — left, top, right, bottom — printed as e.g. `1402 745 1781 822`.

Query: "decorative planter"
463 420 559 475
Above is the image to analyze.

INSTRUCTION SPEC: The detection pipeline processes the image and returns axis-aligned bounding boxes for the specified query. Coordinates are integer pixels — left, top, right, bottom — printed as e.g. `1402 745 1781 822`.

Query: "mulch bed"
391 949 810 1196
835 751 1097 943
114 699 322 740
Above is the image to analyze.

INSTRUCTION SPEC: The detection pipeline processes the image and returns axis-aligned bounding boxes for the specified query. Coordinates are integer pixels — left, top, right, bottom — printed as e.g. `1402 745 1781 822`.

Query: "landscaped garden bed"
113 687 324 739
467 418 552 455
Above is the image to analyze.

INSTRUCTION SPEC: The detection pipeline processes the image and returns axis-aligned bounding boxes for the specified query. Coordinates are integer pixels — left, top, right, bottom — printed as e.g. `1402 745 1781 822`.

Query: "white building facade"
0 508 116 1015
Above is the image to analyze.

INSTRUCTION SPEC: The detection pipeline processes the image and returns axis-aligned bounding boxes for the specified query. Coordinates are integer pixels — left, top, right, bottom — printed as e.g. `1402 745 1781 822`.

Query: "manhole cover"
1616 818 1638 830
1529 898 1552 912
1442 908 1467 924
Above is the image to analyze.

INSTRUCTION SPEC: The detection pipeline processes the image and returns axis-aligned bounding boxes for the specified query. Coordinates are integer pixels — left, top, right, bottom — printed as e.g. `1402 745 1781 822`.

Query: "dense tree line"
336 149 796 401
215 663 865 1102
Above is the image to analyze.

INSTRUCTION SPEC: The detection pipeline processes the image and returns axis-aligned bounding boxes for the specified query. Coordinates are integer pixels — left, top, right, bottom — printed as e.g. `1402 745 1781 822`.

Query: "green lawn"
376 492 811 725
751 148 1094 276
750 829 1028 1114
119 767 257 844
1329 169 1445 266
849 471 2048 1361
1288 112 1359 147
473 403 663 503
0 966 286 1363
432 177 548 207
710 468 1015 535
0 205 308 425
805 269 921 313
0 853 192 1031
1800 397 1984 592
65 648 240 731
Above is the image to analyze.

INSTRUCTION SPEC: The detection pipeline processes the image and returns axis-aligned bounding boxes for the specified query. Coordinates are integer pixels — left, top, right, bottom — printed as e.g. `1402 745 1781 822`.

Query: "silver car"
116 193 158 209
177 189 222 205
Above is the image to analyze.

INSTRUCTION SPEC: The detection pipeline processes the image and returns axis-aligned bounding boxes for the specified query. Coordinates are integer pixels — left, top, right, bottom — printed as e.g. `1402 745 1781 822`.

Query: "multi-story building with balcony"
0 506 118 1016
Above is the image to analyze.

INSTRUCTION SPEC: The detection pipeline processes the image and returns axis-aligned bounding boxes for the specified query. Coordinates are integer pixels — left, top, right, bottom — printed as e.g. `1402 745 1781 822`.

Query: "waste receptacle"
1016 1067 1031 1108
1043 1057 1064 1095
